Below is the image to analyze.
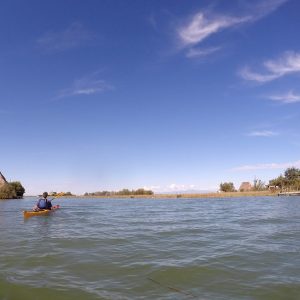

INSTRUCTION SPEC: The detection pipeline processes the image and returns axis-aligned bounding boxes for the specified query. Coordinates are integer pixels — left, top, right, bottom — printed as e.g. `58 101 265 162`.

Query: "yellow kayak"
23 205 60 218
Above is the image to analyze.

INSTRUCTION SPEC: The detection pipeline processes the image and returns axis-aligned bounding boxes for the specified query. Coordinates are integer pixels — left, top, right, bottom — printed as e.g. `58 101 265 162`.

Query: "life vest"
37 199 47 209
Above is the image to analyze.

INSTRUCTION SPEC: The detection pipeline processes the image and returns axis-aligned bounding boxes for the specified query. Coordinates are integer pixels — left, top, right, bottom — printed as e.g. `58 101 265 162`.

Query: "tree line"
269 167 300 191
84 188 154 197
49 191 74 197
219 167 300 192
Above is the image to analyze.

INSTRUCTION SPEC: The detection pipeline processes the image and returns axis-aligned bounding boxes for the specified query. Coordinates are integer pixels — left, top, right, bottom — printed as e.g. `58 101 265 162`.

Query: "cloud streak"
55 73 113 100
232 160 300 171
186 46 221 58
247 130 279 137
269 90 300 104
240 51 300 83
37 23 95 53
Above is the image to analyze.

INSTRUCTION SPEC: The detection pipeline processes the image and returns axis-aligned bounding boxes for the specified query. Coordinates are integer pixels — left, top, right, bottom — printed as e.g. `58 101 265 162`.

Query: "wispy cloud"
240 51 300 83
37 23 95 53
178 13 249 47
232 160 300 171
247 130 279 137
249 0 288 19
55 73 113 100
186 46 221 58
176 0 287 61
177 0 287 48
269 90 300 104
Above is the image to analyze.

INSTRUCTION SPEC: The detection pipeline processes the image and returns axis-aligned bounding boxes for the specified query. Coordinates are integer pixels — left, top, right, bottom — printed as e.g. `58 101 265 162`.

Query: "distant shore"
23 191 281 199
79 191 277 199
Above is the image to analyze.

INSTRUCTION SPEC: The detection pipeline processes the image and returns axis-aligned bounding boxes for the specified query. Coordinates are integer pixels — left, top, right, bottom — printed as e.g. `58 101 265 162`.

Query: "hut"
0 171 8 187
239 182 252 192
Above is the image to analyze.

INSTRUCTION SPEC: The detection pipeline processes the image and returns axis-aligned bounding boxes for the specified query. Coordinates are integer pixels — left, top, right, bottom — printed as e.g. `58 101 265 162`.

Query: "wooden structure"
278 191 300 196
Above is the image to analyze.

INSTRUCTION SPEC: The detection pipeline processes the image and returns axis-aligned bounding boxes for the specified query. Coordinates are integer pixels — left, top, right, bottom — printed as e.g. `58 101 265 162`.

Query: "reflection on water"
1 196 300 299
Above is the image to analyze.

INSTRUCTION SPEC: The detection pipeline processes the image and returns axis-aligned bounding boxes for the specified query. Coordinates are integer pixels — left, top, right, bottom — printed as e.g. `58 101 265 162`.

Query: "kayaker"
34 192 53 211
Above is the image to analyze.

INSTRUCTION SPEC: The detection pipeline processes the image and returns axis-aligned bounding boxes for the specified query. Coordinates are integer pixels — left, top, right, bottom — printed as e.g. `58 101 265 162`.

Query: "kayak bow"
23 205 60 218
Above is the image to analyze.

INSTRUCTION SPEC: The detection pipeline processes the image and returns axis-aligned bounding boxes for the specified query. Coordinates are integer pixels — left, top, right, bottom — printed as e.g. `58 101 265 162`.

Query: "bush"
0 182 25 199
0 184 17 199
219 182 236 192
9 181 25 198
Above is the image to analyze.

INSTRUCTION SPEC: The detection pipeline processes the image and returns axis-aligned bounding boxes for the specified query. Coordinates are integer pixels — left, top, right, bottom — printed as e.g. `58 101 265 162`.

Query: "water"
0 197 300 300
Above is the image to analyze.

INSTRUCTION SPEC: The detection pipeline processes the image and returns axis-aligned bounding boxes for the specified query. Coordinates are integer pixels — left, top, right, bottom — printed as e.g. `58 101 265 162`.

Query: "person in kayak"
34 192 53 211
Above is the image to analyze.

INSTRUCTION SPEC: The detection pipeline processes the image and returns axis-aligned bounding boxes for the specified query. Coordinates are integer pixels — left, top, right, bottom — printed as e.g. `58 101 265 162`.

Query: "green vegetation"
50 191 74 197
0 181 25 199
269 167 300 191
219 182 236 192
219 167 300 194
252 178 266 191
84 188 154 197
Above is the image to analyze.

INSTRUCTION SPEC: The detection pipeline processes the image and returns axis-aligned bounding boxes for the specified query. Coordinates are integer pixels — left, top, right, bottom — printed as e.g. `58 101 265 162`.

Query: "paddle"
49 192 65 201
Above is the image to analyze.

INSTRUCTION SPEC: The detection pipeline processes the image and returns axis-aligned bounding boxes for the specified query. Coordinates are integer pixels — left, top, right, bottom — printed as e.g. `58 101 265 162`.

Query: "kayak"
23 205 60 218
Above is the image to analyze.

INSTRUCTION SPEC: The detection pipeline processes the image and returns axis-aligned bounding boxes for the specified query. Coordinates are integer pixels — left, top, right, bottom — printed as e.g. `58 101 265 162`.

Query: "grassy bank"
155 191 276 199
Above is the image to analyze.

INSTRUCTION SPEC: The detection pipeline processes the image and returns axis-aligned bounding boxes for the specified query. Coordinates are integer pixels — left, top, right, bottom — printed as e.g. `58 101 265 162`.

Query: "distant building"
0 171 8 187
239 182 252 192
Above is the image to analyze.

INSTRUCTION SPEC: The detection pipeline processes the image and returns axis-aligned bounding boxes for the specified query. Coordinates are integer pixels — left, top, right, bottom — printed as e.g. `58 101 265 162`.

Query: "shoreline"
77 191 277 199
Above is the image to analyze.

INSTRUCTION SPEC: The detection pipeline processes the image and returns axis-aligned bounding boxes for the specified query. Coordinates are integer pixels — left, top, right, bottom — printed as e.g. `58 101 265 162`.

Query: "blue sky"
1 0 300 195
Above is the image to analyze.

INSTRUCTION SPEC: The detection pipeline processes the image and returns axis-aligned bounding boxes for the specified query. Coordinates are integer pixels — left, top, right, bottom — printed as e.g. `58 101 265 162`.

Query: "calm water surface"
0 197 299 300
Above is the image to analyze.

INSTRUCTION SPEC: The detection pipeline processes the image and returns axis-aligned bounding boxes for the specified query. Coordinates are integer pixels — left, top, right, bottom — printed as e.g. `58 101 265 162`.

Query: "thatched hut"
0 171 8 187
239 182 252 192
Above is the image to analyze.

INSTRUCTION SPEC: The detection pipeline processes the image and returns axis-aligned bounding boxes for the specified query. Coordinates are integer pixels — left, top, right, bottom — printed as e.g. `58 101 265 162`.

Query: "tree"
118 189 131 195
269 167 300 191
9 181 25 198
253 178 266 191
284 167 300 181
269 175 286 190
0 184 17 199
64 192 73 196
219 182 236 192
134 188 153 195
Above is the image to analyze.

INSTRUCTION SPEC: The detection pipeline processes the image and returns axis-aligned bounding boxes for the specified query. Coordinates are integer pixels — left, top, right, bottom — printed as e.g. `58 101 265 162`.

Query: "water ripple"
0 196 300 299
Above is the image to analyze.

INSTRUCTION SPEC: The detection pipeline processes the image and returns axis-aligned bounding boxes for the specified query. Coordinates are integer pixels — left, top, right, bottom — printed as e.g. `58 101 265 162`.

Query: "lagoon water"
0 197 300 300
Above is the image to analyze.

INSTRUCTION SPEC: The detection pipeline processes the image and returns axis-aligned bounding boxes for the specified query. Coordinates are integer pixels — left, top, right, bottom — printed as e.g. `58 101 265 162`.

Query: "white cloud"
247 130 278 137
37 23 95 53
177 0 287 48
186 46 221 58
240 51 300 83
178 13 249 47
269 90 300 104
232 160 300 171
168 184 196 191
143 183 218 193
143 185 161 191
55 73 113 100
